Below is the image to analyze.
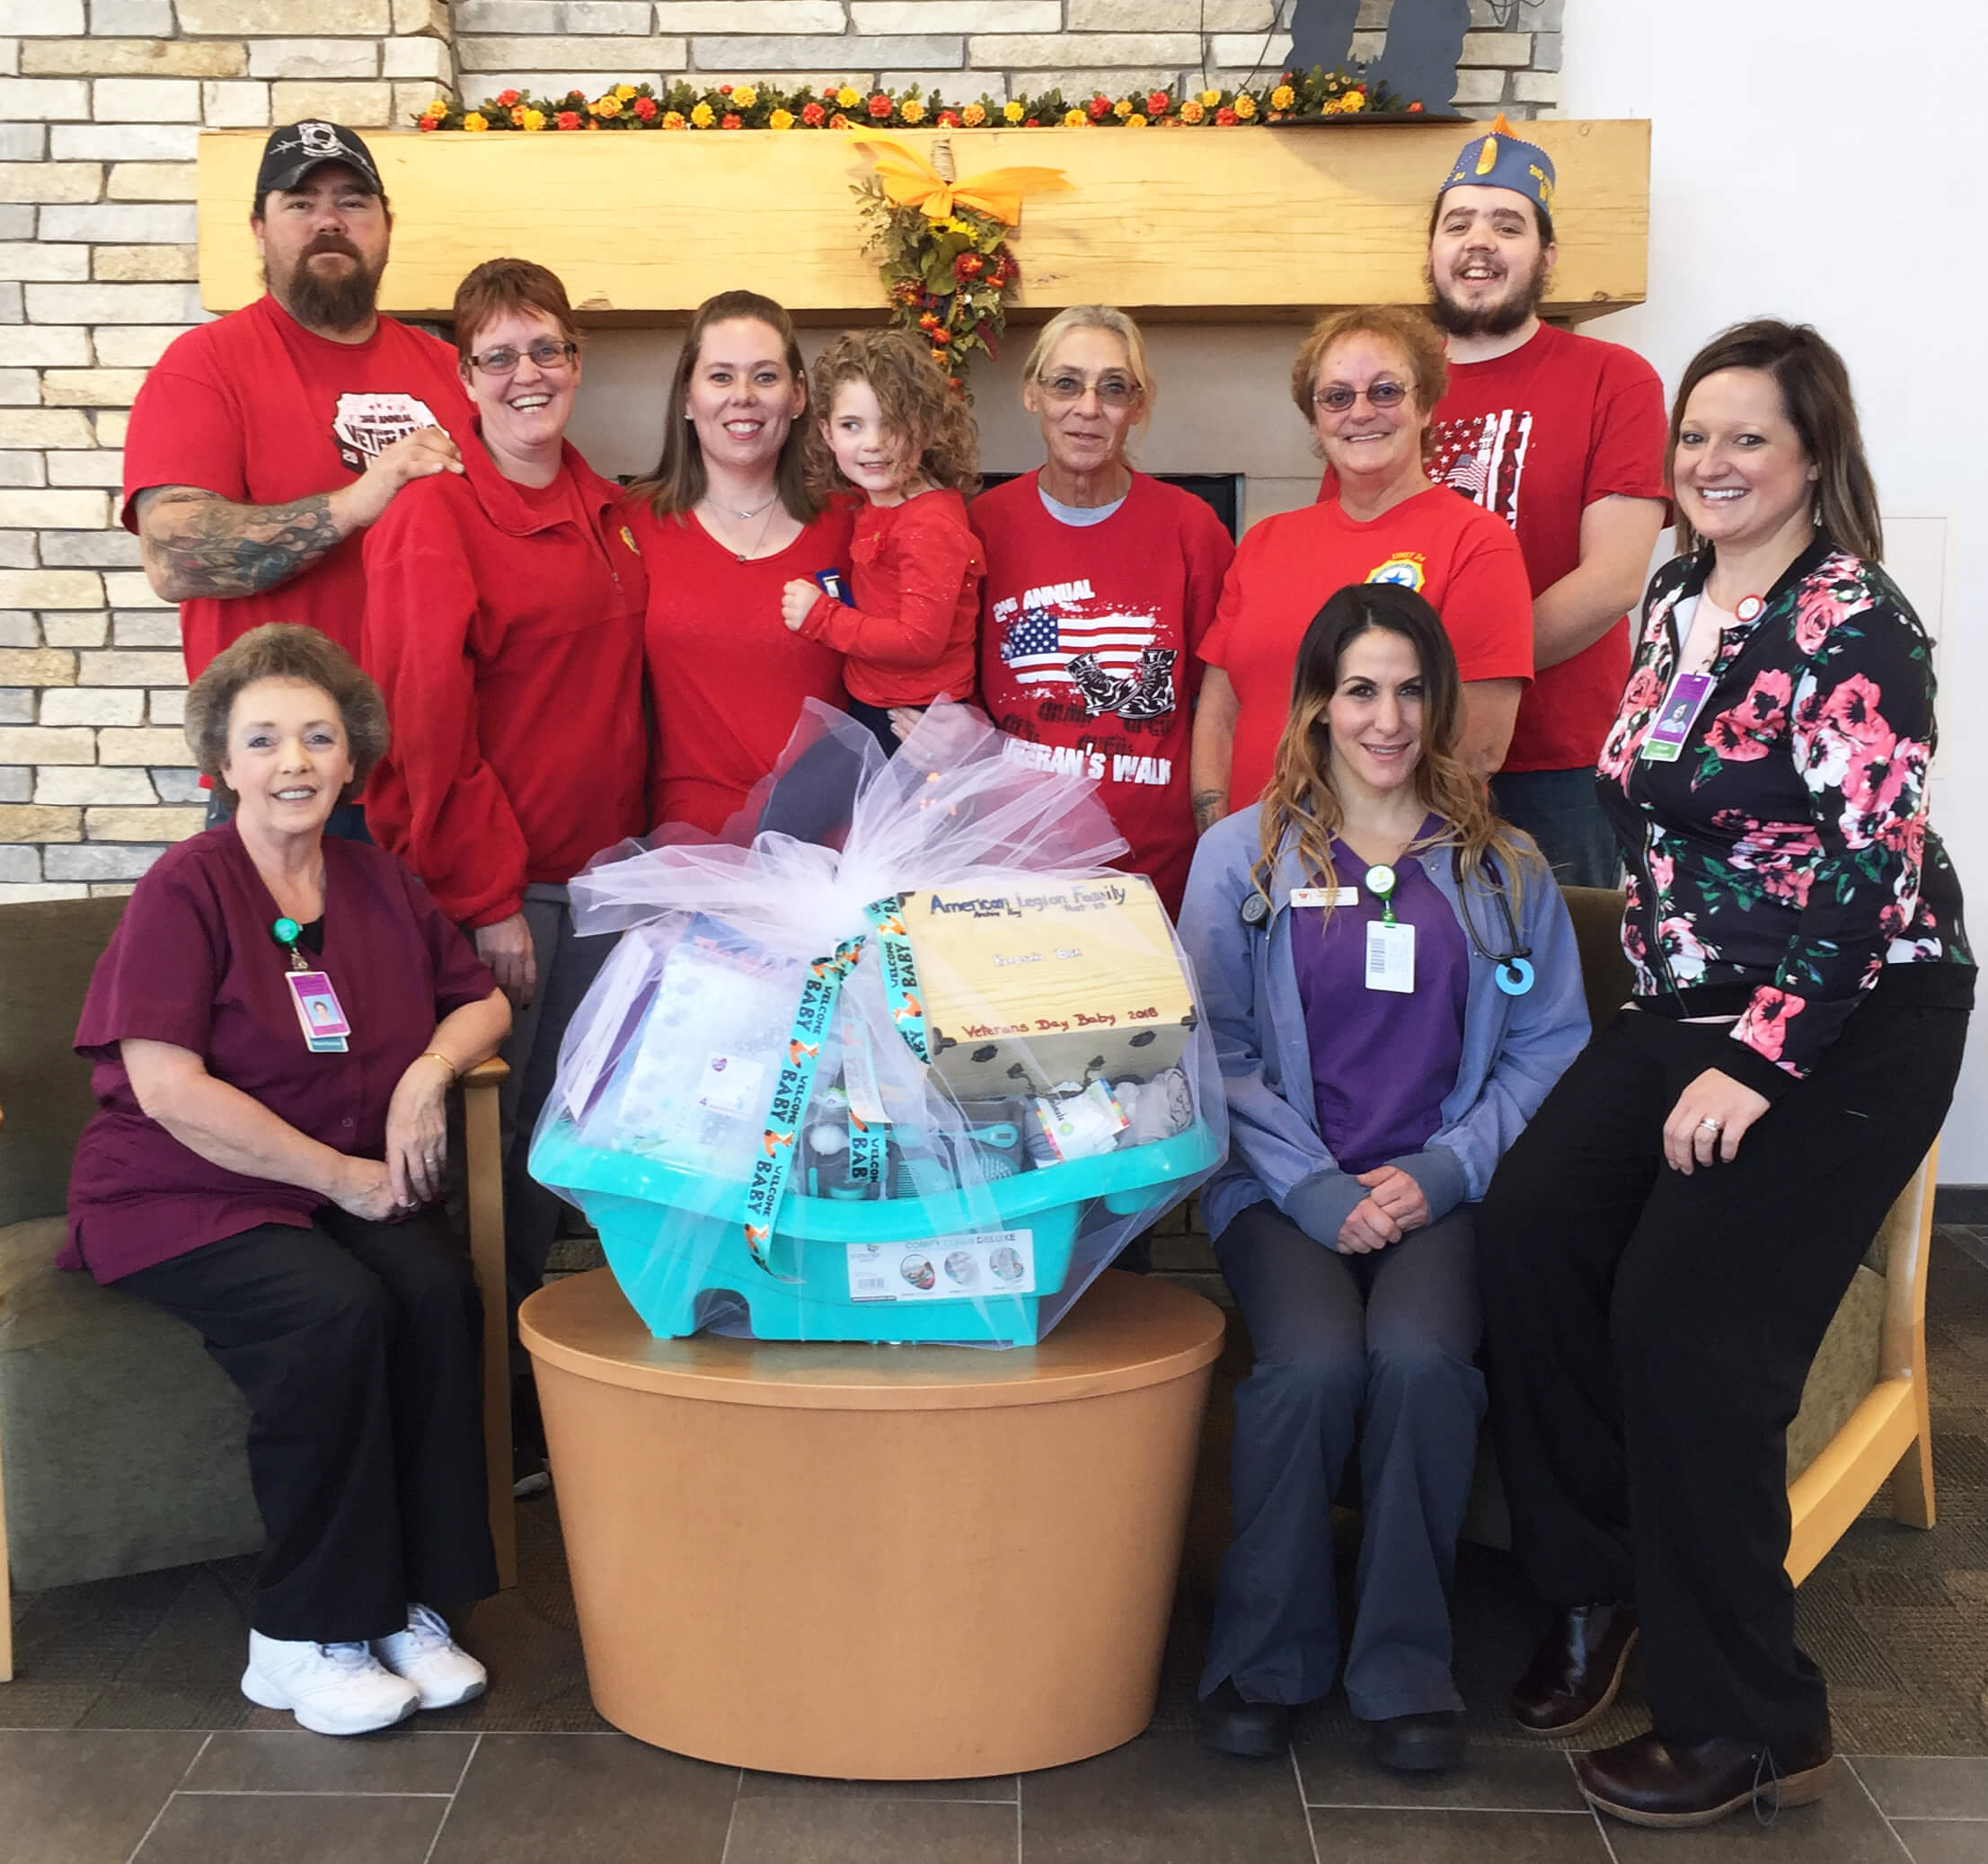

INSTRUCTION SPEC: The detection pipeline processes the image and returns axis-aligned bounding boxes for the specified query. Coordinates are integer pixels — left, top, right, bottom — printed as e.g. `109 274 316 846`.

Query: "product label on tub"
847 1230 1036 1301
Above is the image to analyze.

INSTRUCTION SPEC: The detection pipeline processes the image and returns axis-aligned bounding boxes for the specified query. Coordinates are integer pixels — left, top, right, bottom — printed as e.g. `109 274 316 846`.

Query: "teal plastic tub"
530 1117 1219 1346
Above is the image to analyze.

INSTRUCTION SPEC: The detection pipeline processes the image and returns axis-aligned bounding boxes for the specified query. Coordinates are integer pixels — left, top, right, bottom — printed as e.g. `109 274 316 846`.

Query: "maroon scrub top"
64 823 497 1283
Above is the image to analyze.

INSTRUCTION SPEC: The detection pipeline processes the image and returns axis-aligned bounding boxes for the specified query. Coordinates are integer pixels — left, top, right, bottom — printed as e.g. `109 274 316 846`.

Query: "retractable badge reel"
1363 864 1416 994
272 915 350 1054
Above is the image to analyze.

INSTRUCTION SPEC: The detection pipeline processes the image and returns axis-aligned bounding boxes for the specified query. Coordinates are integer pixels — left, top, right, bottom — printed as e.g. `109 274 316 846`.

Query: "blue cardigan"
1178 808 1591 1245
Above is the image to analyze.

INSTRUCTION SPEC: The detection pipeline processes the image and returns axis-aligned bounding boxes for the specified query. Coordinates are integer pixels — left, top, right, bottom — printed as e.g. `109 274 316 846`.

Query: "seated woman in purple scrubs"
1178 582 1587 1774
62 623 512 1738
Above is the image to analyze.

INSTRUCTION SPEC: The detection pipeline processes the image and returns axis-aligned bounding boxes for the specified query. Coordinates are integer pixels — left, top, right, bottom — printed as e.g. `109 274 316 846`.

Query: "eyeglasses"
1313 380 1411 413
1038 372 1144 408
466 339 578 375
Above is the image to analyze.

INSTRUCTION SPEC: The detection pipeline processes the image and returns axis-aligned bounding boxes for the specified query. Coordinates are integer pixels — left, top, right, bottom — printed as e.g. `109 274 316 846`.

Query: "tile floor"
5 1726 1988 1864
8 1228 1988 1862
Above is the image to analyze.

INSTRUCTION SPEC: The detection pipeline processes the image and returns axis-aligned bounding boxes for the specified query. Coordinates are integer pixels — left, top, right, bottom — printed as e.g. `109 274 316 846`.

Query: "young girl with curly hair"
781 329 985 751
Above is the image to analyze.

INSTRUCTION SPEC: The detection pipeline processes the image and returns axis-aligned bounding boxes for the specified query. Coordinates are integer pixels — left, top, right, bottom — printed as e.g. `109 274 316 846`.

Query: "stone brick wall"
0 0 1559 901
452 0 1561 110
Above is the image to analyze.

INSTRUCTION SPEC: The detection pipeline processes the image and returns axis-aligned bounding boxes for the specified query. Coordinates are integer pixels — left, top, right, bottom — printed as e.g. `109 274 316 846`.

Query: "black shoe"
1196 1679 1295 1758
1577 1727 1833 1828
1510 1603 1639 1736
1368 1709 1467 1773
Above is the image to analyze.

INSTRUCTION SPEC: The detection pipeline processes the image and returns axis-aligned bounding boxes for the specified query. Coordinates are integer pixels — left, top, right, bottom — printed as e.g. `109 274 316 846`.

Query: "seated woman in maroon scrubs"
63 623 511 1738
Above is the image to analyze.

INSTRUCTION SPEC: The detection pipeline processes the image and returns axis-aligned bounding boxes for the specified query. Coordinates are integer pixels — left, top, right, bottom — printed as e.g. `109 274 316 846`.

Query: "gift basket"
529 703 1224 1347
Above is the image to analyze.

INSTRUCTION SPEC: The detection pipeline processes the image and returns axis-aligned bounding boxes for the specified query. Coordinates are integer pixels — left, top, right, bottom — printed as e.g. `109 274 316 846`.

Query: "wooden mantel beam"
196 119 1648 326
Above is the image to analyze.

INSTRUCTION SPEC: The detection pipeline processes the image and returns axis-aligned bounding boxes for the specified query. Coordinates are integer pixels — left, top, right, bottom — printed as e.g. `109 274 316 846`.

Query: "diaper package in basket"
530 702 1224 1347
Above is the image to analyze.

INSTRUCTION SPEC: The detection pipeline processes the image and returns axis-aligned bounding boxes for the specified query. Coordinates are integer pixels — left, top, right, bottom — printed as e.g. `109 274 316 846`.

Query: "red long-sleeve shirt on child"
796 486 984 709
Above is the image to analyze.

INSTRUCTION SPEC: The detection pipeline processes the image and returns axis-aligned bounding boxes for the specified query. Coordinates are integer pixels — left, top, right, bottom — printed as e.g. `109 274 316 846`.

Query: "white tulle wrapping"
528 702 1224 1347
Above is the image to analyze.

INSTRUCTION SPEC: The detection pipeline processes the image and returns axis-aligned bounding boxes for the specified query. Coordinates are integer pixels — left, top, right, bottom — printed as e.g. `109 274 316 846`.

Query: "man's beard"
269 237 383 331
1426 250 1552 339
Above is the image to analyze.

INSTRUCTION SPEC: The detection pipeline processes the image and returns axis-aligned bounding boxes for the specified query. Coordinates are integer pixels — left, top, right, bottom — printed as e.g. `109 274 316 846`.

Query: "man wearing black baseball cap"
123 120 473 833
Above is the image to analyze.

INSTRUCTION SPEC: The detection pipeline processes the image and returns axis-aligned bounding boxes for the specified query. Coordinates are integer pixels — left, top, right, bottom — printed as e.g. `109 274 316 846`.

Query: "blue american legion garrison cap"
1437 112 1555 215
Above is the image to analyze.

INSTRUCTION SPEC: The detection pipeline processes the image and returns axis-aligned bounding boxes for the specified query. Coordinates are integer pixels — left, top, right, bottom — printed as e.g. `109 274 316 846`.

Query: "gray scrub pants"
1199 1200 1484 1720
496 882 616 1327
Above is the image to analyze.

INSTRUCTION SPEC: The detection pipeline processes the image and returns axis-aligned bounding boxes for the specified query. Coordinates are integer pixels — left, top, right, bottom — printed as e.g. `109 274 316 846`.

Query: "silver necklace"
703 492 782 561
704 491 779 520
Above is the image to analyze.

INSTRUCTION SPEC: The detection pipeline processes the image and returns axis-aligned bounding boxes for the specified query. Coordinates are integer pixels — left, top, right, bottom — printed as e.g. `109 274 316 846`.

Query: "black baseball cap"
255 120 384 199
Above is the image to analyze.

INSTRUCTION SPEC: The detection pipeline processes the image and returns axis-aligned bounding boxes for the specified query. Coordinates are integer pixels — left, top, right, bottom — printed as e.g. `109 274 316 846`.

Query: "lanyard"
1364 863 1400 925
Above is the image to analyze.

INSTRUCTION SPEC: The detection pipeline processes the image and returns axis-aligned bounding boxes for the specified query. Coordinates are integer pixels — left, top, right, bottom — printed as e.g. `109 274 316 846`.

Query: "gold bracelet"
420 1049 457 1082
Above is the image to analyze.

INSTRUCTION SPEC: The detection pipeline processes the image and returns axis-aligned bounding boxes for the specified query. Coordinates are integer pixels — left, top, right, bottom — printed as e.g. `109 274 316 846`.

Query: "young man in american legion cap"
1417 115 1671 884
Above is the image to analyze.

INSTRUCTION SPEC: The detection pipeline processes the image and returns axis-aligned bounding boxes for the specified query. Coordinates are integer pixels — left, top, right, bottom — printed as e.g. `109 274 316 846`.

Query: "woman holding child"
630 290 855 835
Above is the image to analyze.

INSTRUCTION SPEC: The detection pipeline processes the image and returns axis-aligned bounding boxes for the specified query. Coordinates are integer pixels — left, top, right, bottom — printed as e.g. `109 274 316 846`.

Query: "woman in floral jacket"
1476 321 1974 1831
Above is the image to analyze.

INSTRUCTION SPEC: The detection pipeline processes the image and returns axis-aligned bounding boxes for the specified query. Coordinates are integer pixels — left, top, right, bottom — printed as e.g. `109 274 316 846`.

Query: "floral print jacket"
1596 535 1972 1100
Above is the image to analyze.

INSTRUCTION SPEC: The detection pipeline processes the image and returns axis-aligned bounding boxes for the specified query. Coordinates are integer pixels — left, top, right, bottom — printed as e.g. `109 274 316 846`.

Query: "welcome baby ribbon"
848 133 1071 225
861 894 930 1065
738 900 932 1272
742 937 862 1276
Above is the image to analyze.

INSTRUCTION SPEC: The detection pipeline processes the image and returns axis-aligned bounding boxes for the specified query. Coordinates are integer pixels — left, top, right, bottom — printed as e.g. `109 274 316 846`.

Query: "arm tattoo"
1192 789 1226 834
137 484 347 601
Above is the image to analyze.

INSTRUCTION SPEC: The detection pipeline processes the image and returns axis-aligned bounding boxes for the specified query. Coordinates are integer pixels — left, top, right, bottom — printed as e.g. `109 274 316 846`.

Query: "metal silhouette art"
1290 0 1472 112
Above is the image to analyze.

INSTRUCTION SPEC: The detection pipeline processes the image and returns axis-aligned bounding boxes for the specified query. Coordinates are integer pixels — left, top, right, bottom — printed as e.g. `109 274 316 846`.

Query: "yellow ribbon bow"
849 133 1071 226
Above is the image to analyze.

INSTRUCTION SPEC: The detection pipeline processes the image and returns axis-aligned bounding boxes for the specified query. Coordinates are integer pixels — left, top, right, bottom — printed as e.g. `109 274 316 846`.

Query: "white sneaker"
241 1630 421 1736
373 1603 488 1709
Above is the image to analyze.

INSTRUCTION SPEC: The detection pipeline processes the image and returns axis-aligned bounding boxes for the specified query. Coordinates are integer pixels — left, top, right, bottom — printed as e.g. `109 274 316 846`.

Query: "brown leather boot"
1577 1728 1834 1828
1509 1604 1638 1735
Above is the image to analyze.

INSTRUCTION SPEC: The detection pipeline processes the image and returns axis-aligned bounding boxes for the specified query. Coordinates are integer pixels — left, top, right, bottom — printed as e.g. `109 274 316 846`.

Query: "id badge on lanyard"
1640 669 1714 764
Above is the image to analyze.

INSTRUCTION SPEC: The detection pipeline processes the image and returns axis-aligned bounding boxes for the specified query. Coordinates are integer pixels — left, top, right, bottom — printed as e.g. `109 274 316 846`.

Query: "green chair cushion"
1 1216 263 1593
0 897 129 1231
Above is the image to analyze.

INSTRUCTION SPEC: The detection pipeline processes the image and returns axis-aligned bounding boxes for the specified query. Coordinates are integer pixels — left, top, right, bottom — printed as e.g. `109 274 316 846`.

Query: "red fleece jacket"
360 436 649 928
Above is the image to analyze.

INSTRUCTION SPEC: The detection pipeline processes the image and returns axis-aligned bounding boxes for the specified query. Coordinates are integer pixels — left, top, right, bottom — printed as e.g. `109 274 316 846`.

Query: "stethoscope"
1241 849 1534 996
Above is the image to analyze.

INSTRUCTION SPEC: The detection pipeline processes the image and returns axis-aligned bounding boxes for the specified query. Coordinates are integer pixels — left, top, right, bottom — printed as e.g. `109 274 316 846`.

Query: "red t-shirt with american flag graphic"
1322 322 1669 773
974 472 1234 915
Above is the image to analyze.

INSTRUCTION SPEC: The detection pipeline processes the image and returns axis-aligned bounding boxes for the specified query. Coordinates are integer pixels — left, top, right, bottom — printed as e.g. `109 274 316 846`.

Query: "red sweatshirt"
797 486 983 708
360 436 649 929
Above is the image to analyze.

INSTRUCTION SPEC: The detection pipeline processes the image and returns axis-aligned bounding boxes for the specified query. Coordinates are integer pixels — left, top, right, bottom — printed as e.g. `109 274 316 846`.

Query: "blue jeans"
1490 767 1621 889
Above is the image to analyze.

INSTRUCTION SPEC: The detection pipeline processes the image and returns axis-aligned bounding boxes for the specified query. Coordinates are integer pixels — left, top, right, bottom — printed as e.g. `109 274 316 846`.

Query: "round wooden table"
519 1267 1225 1778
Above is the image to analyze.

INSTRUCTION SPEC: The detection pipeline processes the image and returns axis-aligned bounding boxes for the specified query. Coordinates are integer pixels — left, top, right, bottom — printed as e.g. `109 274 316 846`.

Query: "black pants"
1477 994 1969 1753
119 1206 498 1644
1201 1202 1484 1718
498 887 615 1328
846 697 917 757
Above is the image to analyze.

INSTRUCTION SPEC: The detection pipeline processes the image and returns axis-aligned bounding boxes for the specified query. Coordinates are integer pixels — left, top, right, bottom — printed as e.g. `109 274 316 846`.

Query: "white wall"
1562 0 1988 1182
